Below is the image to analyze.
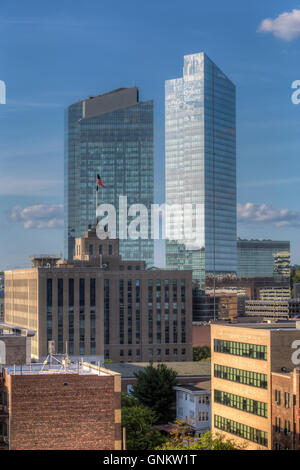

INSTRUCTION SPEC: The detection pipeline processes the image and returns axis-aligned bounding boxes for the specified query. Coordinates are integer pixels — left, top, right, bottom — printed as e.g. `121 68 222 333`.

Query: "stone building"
4 227 193 363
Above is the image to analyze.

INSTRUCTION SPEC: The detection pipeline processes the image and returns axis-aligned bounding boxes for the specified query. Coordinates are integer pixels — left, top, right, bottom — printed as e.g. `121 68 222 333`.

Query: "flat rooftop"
6 361 119 377
103 361 211 378
174 380 211 393
214 321 300 331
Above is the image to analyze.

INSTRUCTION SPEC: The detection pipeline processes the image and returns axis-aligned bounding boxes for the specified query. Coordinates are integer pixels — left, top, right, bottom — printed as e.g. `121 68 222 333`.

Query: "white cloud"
10 204 64 229
258 9 300 41
237 202 300 228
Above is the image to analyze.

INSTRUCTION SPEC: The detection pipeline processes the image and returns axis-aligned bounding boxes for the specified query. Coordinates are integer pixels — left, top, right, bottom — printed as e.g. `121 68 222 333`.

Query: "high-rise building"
165 52 237 321
65 87 154 265
237 239 291 278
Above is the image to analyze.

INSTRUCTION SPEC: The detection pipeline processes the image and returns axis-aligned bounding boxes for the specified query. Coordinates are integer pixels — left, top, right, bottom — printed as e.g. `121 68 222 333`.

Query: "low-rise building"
174 380 211 436
211 322 300 450
0 361 121 450
103 361 211 394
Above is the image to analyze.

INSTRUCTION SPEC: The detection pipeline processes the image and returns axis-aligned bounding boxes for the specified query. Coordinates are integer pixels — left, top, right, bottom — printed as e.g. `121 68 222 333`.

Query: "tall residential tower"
165 52 237 320
65 87 154 265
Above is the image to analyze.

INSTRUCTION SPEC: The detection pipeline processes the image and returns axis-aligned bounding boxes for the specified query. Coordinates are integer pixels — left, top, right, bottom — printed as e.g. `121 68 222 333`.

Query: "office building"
0 361 121 450
4 227 193 363
211 322 300 450
245 299 300 320
237 240 290 279
65 87 154 265
165 52 237 321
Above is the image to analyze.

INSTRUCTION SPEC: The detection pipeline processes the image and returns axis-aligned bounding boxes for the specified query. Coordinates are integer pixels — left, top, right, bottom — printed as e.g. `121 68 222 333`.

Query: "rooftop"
213 321 300 331
103 361 211 378
174 380 211 393
5 361 119 377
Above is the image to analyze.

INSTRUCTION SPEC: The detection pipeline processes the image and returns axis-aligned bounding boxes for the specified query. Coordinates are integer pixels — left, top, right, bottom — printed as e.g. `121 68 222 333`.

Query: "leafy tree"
103 358 114 363
193 346 211 361
156 423 247 450
121 396 166 450
131 363 178 423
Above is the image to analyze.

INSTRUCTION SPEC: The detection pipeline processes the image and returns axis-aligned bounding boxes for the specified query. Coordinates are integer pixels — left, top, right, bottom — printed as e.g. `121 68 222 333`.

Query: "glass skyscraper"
237 239 290 278
65 87 154 265
165 52 237 320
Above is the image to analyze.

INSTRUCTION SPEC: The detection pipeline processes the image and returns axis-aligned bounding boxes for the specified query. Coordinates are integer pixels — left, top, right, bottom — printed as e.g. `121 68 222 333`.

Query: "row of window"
214 415 268 447
214 389 267 418
214 364 268 389
275 417 291 434
274 390 291 408
214 339 267 361
104 348 187 359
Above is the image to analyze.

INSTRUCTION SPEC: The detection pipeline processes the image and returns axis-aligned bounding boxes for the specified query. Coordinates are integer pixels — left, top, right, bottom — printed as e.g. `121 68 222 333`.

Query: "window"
275 417 281 433
214 389 268 418
284 420 291 434
109 244 112 255
284 392 290 409
214 415 268 447
99 245 103 255
275 390 281 405
214 339 267 361
214 364 268 389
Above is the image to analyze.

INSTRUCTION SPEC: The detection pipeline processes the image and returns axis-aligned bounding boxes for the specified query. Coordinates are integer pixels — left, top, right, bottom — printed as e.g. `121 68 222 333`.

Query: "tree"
193 346 211 361
156 424 247 450
131 363 178 423
121 394 166 450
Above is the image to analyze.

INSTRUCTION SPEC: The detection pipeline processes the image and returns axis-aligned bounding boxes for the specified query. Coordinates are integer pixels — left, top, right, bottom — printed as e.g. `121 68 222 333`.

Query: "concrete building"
0 361 121 450
174 380 211 436
211 322 300 450
245 300 300 320
4 227 193 363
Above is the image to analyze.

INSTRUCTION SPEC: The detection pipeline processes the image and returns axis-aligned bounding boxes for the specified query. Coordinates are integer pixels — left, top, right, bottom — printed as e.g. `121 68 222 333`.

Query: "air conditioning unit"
3 437 8 443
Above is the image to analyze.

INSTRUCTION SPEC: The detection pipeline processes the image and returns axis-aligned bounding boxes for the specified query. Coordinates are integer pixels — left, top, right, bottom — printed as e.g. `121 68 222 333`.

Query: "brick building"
272 368 300 450
211 322 300 450
4 227 193 363
0 361 121 450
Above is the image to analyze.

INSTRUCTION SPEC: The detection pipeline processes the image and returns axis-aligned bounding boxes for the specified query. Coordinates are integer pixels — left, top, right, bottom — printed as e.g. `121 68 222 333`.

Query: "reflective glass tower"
165 53 237 320
65 87 154 265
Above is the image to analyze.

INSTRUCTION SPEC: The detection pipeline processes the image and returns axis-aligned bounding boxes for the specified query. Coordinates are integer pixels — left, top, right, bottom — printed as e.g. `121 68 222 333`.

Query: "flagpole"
96 171 98 228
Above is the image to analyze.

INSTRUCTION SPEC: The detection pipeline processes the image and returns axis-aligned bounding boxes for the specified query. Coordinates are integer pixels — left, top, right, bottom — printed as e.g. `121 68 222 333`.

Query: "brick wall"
8 372 121 450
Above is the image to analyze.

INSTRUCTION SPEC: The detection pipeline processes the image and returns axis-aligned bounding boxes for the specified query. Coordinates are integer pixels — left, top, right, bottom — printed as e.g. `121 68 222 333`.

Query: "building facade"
174 381 211 436
65 87 154 266
272 368 300 450
211 322 300 450
165 52 237 321
237 240 290 279
4 228 193 363
245 299 300 320
0 362 121 450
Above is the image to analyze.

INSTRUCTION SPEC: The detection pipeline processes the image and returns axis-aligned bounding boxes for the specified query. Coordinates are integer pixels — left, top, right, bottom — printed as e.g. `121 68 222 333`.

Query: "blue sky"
1 0 300 268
